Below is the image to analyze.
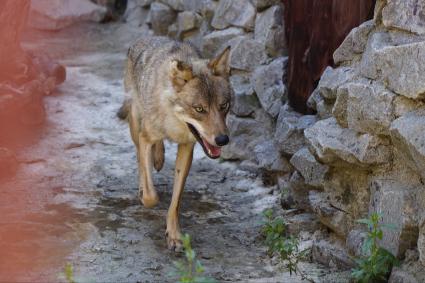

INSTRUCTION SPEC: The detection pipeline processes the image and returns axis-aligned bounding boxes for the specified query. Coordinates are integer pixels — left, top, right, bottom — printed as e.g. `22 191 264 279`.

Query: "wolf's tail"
117 98 131 120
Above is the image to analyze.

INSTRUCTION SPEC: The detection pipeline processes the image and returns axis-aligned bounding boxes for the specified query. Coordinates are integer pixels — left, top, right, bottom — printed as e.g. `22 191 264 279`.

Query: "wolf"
118 36 232 251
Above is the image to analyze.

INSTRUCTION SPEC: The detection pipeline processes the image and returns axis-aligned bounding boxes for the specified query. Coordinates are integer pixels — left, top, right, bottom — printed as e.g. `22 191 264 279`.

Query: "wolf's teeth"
207 148 212 155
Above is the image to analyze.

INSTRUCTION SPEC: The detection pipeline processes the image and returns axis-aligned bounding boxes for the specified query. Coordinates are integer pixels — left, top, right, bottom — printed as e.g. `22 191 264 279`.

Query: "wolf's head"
169 47 232 159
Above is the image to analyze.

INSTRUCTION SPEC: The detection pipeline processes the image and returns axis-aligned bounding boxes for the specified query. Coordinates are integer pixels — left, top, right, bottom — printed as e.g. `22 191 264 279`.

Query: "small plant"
351 212 399 283
261 209 313 282
171 234 216 283
64 263 76 283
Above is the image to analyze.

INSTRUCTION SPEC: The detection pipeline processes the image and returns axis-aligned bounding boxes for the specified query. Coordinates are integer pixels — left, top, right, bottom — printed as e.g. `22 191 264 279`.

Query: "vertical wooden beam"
0 0 31 81
283 0 375 113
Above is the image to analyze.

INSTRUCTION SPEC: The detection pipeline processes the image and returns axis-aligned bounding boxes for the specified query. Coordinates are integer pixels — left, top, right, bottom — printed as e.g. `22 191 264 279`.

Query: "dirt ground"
0 23 345 283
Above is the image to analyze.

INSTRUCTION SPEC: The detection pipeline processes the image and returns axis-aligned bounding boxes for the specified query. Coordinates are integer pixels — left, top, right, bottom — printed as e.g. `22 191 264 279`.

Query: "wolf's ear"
170 60 193 91
208 46 230 77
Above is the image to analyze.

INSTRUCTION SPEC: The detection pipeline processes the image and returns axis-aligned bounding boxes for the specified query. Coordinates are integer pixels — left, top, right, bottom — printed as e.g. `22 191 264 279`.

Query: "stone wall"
124 0 291 176
297 0 425 279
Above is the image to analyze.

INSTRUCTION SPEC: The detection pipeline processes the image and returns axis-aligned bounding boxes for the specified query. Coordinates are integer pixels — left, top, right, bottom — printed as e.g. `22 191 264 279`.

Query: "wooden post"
0 0 31 82
283 0 375 113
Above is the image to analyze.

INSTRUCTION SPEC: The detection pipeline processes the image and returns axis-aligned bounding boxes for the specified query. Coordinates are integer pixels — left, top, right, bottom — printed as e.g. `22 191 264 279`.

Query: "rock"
201 27 245 58
229 73 260 117
149 2 177 35
312 232 355 270
290 148 329 188
382 0 425 35
177 11 201 34
369 179 419 257
211 0 256 30
274 105 316 155
419 220 425 266
305 118 392 167
229 38 268 71
369 180 423 256
251 57 287 117
252 0 281 10
343 81 397 135
333 20 374 64
389 267 421 283
309 167 370 237
133 0 154 7
360 32 425 99
316 66 357 101
181 29 202 50
309 191 352 237
332 86 349 128
158 0 185 11
253 140 291 172
286 213 322 235
123 5 150 27
346 229 367 257
254 5 286 57
285 171 315 211
29 0 107 30
221 112 273 160
0 148 18 180
390 110 425 179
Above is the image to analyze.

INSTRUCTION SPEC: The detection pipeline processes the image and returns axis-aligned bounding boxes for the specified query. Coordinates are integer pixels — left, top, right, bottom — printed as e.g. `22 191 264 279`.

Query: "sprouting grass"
171 234 216 283
351 212 399 283
261 209 314 282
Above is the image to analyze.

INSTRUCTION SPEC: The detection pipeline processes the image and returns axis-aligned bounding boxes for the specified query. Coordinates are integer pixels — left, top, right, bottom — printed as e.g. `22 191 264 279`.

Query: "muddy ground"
0 23 346 282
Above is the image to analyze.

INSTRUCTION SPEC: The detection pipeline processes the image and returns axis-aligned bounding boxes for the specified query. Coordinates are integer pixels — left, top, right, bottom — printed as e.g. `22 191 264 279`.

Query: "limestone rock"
177 11 201 33
229 73 260 117
274 105 316 155
252 0 281 10
124 5 150 27
221 112 273 160
316 66 357 101
305 118 391 167
346 229 367 257
290 148 329 188
312 232 355 269
360 32 425 99
283 171 315 211
390 110 425 179
254 5 286 57
382 0 425 35
29 0 107 30
369 179 419 257
150 2 177 35
229 38 268 71
251 57 287 117
344 81 396 135
211 0 256 30
309 191 352 237
307 89 334 119
158 0 185 11
286 213 322 235
333 20 375 65
419 220 425 266
254 140 291 172
201 27 245 58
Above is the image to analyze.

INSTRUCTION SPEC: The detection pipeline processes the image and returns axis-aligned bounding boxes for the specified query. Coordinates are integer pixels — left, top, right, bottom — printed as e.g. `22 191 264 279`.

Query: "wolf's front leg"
166 143 194 251
138 134 159 208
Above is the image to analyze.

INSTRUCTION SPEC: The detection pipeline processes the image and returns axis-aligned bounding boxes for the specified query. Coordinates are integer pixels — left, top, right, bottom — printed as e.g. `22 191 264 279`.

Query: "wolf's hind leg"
153 140 165 172
138 135 159 208
166 143 194 252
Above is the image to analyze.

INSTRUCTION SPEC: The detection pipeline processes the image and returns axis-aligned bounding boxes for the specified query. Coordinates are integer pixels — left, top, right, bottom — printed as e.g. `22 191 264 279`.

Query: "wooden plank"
283 0 375 113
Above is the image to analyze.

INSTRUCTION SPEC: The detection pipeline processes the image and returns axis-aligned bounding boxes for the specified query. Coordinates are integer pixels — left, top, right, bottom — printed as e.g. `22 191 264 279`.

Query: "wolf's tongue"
202 138 221 158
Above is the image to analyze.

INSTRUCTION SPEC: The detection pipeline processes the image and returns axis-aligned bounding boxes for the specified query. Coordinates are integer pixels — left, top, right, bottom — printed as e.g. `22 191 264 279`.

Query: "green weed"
171 234 216 283
351 212 399 283
261 209 313 282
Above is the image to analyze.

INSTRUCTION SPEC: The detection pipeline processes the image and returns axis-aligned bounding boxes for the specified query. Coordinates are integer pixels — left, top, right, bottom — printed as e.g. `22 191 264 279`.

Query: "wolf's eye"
220 102 230 111
194 106 205 113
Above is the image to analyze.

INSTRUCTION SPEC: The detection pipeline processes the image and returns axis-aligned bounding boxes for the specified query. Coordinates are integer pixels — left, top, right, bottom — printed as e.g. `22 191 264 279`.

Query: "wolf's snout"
215 135 229 146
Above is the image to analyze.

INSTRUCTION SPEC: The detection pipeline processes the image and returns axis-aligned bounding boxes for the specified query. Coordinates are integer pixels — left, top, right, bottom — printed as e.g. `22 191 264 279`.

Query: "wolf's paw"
165 231 183 252
140 192 159 208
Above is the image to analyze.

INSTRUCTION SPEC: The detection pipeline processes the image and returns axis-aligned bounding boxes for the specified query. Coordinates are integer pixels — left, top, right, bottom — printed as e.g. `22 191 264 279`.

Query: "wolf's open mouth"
187 123 221 159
